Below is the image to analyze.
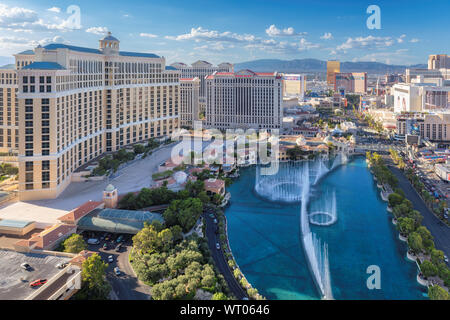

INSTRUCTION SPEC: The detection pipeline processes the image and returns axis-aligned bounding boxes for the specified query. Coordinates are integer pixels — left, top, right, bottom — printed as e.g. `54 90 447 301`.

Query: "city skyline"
0 0 449 67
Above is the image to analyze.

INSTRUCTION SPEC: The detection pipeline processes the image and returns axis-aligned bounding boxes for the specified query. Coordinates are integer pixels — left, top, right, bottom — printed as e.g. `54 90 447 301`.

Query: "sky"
0 0 448 66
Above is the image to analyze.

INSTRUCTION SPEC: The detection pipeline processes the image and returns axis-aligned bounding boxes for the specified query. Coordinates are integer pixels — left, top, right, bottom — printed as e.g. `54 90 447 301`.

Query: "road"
202 212 247 300
389 166 450 264
87 239 151 300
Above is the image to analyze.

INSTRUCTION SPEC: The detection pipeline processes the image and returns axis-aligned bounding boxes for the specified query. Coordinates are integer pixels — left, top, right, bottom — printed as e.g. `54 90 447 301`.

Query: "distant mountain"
233 59 427 74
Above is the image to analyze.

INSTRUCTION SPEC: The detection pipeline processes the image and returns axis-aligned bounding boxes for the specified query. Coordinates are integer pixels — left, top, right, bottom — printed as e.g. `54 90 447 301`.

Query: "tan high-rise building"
327 60 340 86
428 54 450 70
16 33 180 200
205 70 282 130
0 51 36 155
179 77 200 128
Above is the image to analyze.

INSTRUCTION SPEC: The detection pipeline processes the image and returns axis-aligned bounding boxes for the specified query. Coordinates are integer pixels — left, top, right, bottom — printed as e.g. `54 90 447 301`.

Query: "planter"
416 274 429 287
392 218 397 225
387 206 393 213
399 234 408 242
406 251 416 262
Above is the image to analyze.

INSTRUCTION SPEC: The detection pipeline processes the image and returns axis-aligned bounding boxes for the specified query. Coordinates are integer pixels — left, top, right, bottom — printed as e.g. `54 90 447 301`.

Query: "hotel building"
326 60 340 86
205 69 282 130
396 112 450 143
16 33 180 200
281 74 306 100
179 77 200 128
428 54 450 70
334 72 367 94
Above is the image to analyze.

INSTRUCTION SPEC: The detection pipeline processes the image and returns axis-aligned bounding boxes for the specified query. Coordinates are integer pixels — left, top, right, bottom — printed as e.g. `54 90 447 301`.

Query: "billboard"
394 88 410 113
406 119 420 135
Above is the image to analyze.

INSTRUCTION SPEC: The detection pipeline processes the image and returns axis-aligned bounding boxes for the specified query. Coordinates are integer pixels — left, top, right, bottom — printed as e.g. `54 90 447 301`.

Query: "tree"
62 234 87 254
118 192 137 209
397 217 416 236
431 249 445 266
428 285 449 300
76 253 110 300
212 292 228 300
407 232 423 254
388 193 404 208
133 144 145 154
416 226 435 253
420 260 438 278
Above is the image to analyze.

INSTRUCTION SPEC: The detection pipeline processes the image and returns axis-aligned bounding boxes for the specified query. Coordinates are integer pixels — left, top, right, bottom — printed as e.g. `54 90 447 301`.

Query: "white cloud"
165 26 318 56
265 24 306 37
337 35 395 51
320 32 333 40
86 27 109 35
140 33 158 38
397 34 406 43
0 4 80 32
165 27 256 43
47 7 61 13
410 38 419 43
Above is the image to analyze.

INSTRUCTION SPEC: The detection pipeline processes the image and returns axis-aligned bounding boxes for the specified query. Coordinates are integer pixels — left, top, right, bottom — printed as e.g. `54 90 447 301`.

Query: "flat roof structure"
0 202 69 228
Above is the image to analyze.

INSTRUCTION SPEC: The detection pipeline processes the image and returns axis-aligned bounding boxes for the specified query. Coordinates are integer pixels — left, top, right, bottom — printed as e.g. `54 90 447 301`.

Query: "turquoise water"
225 157 427 300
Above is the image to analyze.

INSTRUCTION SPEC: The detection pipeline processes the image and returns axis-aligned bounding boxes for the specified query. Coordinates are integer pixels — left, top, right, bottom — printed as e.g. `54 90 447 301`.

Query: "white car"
216 243 220 250
114 267 121 276
108 255 114 263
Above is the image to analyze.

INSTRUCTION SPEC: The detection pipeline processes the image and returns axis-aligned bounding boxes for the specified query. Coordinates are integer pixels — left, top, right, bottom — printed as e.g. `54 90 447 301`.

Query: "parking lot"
0 250 71 300
81 231 151 300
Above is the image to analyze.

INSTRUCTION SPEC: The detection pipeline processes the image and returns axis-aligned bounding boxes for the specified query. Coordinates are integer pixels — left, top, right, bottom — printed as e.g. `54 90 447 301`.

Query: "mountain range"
234 59 427 74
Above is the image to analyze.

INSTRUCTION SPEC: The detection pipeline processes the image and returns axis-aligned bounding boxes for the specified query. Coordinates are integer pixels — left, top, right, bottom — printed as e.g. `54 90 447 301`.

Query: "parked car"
20 263 31 271
114 267 121 276
116 235 123 243
87 238 100 245
115 243 122 252
216 243 220 250
108 255 114 263
30 279 47 287
103 243 108 250
213 219 218 224
56 262 68 269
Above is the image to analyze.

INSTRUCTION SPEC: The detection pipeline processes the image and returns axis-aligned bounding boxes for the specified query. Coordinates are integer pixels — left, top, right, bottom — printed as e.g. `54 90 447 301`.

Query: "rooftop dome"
173 171 188 184
101 32 119 42
105 184 115 192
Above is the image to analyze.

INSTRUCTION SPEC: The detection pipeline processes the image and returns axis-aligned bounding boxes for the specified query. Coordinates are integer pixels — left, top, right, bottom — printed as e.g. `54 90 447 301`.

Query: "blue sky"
0 0 448 66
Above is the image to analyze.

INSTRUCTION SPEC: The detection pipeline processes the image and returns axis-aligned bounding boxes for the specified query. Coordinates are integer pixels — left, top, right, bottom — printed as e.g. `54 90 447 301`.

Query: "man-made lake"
226 157 427 299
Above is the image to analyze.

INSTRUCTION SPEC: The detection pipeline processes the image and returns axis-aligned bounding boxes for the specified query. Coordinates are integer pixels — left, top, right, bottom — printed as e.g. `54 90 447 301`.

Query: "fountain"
255 162 304 203
299 162 333 300
254 159 336 299
309 190 337 226
313 158 330 185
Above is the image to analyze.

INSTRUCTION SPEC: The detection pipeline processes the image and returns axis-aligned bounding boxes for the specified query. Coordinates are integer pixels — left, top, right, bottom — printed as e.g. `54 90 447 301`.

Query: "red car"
30 279 47 287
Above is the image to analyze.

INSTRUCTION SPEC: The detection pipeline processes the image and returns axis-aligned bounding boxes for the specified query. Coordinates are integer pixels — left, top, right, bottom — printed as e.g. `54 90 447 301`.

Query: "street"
85 234 151 300
202 212 247 300
389 166 450 265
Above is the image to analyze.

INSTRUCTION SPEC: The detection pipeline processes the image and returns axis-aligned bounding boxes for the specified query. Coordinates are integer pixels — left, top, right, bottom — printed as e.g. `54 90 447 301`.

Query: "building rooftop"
22 62 65 70
19 43 161 59
57 200 104 224
77 208 164 234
